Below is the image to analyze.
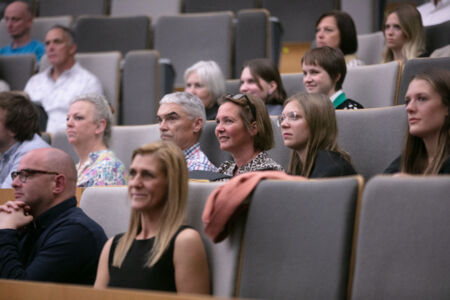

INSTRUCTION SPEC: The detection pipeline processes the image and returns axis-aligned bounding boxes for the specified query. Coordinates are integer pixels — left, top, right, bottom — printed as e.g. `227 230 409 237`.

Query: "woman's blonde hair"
285 93 350 176
382 4 425 63
112 141 188 267
401 69 450 174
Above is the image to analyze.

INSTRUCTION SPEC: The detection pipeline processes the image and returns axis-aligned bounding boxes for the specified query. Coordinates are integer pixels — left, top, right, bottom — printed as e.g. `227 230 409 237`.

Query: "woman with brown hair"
279 92 356 177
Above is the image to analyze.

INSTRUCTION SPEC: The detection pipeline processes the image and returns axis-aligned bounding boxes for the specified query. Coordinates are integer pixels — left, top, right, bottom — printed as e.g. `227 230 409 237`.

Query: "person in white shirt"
24 25 102 134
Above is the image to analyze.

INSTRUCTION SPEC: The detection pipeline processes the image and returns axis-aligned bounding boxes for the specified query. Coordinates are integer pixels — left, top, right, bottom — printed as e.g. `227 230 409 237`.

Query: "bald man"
0 1 45 61
0 148 107 284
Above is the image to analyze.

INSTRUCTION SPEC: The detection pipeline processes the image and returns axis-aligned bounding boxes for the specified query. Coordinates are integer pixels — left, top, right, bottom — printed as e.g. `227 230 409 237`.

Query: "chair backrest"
261 0 337 42
0 16 74 47
267 116 290 169
343 60 401 108
183 0 257 13
0 54 35 90
281 72 305 98
424 20 450 54
225 79 240 95
397 57 450 105
79 186 129 238
355 31 384 65
74 15 151 56
237 176 363 299
234 9 270 78
110 124 161 169
350 175 450 299
154 12 234 86
38 0 108 18
199 120 231 167
121 50 161 125
50 130 79 162
40 51 122 121
110 0 182 25
336 105 407 180
186 181 243 297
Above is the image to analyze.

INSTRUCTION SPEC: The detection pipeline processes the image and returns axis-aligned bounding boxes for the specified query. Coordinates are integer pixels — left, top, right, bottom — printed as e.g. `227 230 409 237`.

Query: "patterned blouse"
77 149 127 187
218 151 284 177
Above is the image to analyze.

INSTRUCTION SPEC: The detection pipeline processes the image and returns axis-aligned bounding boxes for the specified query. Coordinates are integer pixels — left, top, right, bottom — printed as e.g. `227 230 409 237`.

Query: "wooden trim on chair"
393 59 404 106
0 187 85 206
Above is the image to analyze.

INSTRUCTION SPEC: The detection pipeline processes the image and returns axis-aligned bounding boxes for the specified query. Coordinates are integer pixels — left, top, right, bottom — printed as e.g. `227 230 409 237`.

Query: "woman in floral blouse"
66 94 126 187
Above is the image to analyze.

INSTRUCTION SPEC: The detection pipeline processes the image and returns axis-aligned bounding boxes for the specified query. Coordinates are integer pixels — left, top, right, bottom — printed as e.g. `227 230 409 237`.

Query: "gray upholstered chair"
74 15 151 56
355 31 384 65
268 116 290 169
237 176 363 299
199 120 231 168
234 9 270 78
79 186 129 238
38 0 107 18
336 105 407 180
0 54 35 90
154 12 234 86
186 181 242 297
110 0 182 25
424 20 450 54
121 50 161 125
281 72 305 98
50 130 78 163
0 16 74 48
351 175 450 300
397 57 450 105
40 51 122 122
110 124 161 169
343 60 401 108
225 79 240 95
183 0 256 13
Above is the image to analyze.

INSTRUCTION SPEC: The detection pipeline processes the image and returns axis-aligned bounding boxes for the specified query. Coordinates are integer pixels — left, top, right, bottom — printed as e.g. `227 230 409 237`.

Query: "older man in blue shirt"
0 147 107 284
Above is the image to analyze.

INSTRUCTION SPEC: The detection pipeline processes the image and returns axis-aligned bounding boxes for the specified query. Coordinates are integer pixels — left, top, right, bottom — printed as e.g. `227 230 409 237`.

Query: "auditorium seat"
424 20 450 54
356 31 384 65
38 0 107 18
183 0 256 14
154 12 234 86
199 121 231 167
0 54 35 90
281 73 305 97
110 0 182 25
237 176 362 299
351 175 450 299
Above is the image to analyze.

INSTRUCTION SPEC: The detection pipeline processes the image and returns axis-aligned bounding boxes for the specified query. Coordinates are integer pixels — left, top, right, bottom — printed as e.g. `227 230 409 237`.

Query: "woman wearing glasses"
215 93 284 176
66 94 126 187
279 92 356 177
95 141 210 293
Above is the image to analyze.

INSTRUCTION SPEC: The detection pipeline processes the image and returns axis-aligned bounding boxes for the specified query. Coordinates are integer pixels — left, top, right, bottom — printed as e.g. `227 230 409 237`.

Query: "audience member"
315 10 364 67
157 92 217 172
0 148 107 283
0 91 49 188
94 141 210 293
24 25 103 133
280 92 357 177
382 4 427 63
385 69 450 175
239 58 287 115
66 94 126 187
302 46 364 110
215 93 283 176
0 1 45 61
184 60 225 120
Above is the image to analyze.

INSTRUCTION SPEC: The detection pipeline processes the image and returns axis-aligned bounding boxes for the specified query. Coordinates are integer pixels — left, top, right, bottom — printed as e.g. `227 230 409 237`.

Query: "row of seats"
0 10 278 81
77 175 450 299
50 105 408 180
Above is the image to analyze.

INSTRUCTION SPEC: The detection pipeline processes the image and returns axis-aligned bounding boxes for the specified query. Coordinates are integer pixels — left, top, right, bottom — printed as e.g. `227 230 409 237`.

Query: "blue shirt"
0 197 107 284
0 40 45 61
0 134 50 188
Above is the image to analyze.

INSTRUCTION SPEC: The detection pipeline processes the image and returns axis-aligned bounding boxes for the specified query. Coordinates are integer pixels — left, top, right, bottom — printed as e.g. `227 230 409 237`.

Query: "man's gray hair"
71 94 113 147
159 92 206 121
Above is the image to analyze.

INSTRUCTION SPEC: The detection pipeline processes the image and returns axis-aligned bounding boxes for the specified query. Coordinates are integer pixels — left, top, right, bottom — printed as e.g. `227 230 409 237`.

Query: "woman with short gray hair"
66 94 126 187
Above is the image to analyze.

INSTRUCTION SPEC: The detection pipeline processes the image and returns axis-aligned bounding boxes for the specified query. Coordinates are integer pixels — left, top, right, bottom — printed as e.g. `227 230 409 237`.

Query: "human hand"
0 201 33 229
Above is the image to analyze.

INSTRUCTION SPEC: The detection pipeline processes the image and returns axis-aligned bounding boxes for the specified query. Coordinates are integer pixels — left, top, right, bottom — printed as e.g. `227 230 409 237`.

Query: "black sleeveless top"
108 225 191 291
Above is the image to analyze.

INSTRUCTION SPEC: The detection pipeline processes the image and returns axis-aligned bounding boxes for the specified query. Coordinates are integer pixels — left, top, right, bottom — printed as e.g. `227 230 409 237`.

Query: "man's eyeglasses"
277 111 300 127
226 93 257 120
11 169 59 183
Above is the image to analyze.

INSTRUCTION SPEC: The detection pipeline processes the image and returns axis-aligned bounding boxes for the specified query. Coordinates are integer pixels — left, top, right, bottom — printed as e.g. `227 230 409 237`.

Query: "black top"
108 225 191 291
335 98 364 110
309 150 357 178
0 197 107 284
384 155 450 174
206 102 219 120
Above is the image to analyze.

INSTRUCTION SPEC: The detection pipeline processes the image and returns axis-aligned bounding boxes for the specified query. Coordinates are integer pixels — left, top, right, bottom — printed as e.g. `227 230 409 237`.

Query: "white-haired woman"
184 60 226 120
66 94 126 187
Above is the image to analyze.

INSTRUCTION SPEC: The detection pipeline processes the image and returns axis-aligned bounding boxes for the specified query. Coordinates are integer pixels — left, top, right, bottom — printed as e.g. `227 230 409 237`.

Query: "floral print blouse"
77 149 126 187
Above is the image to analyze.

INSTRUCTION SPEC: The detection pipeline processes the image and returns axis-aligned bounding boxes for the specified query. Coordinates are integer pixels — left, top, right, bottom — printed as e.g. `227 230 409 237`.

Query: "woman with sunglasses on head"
239 58 287 116
215 93 284 176
95 141 210 293
279 92 356 178
385 69 450 175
